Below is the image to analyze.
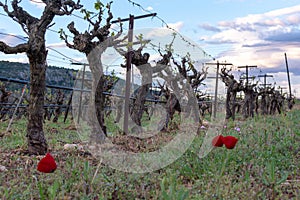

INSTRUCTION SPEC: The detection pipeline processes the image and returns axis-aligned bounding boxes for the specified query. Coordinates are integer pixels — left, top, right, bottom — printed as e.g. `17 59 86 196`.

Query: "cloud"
214 4 300 33
204 28 260 45
265 29 300 42
47 42 67 48
286 13 300 25
0 53 28 63
167 21 184 32
29 0 46 8
8 56 28 63
242 42 270 48
264 4 300 18
0 33 27 46
200 4 300 88
146 6 154 11
199 23 221 32
262 55 300 76
145 21 184 38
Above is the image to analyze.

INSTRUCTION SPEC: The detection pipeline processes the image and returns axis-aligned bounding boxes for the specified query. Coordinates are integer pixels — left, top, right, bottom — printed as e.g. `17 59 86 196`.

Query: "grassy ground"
0 108 299 199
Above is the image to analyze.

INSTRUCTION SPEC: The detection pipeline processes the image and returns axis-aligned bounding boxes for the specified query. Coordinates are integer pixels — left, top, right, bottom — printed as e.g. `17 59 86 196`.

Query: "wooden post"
6 84 27 132
259 83 272 88
284 53 292 98
63 91 73 123
279 87 287 95
112 13 157 134
205 61 232 119
258 74 273 89
71 62 89 124
238 65 257 86
78 64 86 124
123 15 134 135
132 62 134 93
213 61 219 119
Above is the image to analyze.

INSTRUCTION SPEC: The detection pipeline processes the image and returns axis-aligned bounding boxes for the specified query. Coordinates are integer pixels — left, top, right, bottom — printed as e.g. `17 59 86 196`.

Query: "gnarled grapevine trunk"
95 75 107 136
0 0 82 155
26 50 48 155
130 63 152 130
130 83 150 128
86 52 107 142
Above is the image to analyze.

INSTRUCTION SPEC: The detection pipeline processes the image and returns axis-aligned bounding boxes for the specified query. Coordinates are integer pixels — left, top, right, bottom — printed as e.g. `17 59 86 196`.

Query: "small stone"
63 144 84 151
0 165 8 172
64 144 78 150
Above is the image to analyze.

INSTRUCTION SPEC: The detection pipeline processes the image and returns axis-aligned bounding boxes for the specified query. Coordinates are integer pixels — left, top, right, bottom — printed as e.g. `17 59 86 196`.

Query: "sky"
0 0 300 97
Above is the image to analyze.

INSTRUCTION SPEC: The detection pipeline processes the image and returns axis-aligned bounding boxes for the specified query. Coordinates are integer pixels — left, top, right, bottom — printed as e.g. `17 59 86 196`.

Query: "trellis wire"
6 84 27 132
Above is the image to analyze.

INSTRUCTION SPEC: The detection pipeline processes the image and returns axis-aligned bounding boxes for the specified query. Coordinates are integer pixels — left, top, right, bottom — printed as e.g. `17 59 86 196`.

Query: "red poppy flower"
212 135 224 147
37 153 57 173
222 136 238 149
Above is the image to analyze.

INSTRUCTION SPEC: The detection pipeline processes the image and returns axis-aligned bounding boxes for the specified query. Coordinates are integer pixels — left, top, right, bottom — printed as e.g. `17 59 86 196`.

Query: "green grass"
0 108 299 199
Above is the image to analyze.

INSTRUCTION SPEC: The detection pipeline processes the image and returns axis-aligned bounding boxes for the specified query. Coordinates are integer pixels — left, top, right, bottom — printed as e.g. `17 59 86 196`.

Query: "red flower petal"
37 153 57 173
212 135 224 147
223 136 238 149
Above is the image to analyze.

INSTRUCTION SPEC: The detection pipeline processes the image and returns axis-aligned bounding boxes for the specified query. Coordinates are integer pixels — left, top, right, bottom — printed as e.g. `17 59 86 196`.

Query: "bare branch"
67 21 80 36
0 41 28 54
0 0 37 35
50 0 83 16
38 0 82 32
152 51 171 73
64 2 122 55
82 2 113 42
172 56 187 79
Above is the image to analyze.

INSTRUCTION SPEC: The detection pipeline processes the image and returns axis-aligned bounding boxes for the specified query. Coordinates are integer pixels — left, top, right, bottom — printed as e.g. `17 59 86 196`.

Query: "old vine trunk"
26 49 48 155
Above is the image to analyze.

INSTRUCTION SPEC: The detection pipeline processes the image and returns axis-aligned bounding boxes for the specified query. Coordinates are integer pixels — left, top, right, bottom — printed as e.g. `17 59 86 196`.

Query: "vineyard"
0 62 299 199
0 62 296 125
0 0 300 199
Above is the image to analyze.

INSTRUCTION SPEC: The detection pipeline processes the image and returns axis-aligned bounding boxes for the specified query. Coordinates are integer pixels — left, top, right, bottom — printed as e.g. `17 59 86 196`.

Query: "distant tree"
241 83 257 118
259 86 273 115
287 95 295 110
220 67 243 121
269 90 284 115
0 0 82 155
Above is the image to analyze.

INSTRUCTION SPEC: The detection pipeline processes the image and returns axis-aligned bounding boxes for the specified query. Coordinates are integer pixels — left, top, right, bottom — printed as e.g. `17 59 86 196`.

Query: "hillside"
0 61 77 91
0 61 145 97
